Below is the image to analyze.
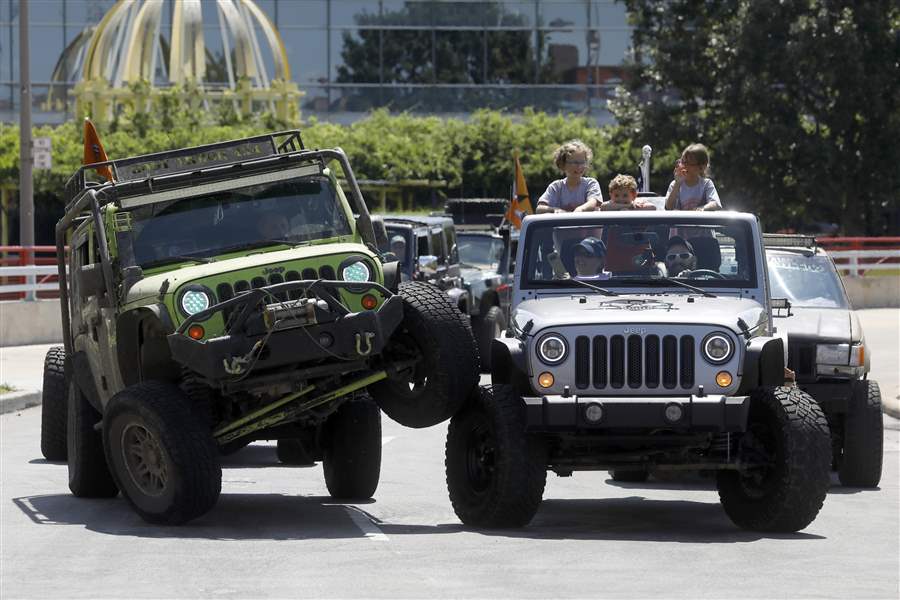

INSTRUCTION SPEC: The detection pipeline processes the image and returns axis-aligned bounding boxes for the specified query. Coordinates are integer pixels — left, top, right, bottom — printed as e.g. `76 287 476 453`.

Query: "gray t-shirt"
666 177 722 210
538 177 603 211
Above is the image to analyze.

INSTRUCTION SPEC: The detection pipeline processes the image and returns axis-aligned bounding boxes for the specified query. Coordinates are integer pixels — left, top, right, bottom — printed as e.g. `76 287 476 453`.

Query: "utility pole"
18 0 34 299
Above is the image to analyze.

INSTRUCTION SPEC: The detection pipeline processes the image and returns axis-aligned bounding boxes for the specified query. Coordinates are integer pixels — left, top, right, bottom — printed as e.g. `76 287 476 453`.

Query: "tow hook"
355 331 376 356
223 340 263 375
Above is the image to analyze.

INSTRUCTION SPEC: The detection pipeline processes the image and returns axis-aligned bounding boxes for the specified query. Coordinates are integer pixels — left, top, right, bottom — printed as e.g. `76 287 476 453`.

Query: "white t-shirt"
538 177 603 211
666 177 722 210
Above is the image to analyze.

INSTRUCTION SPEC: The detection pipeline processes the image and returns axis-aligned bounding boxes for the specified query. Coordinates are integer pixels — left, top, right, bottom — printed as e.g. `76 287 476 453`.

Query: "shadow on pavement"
11 493 375 541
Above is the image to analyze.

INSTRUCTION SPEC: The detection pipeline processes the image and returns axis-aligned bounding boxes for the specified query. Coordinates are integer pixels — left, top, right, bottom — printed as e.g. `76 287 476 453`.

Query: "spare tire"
370 281 479 428
445 199 508 226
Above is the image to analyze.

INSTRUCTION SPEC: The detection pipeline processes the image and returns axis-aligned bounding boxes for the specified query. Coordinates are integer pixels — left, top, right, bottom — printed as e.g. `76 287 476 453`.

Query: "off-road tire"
103 381 221 525
717 386 830 532
40 346 68 461
476 306 506 372
610 469 650 483
67 382 118 498
445 385 547 528
323 397 382 499
445 198 508 226
277 439 316 466
838 379 883 487
370 281 479 428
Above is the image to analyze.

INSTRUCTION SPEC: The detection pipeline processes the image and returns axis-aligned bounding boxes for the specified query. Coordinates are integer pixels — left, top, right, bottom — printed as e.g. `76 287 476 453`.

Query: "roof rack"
64 130 306 204
763 233 817 249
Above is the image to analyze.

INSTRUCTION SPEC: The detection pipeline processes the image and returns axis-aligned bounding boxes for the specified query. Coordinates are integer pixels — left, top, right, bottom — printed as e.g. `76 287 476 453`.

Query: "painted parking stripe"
344 505 389 541
381 436 396 446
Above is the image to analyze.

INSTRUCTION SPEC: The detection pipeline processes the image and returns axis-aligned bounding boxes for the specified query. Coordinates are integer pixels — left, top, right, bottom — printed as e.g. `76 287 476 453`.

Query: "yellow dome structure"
56 0 301 123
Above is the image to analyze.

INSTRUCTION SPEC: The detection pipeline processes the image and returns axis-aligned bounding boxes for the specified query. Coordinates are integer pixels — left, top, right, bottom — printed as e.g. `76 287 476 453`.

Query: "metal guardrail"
818 237 900 277
0 265 65 297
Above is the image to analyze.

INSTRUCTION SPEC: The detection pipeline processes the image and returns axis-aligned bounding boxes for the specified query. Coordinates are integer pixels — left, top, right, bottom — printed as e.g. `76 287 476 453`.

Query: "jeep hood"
774 307 857 343
512 294 767 336
124 243 373 304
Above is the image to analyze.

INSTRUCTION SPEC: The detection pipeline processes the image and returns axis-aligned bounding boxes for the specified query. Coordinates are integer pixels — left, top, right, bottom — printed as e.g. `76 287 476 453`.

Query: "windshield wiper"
216 239 306 254
618 276 716 298
142 255 214 269
565 278 618 296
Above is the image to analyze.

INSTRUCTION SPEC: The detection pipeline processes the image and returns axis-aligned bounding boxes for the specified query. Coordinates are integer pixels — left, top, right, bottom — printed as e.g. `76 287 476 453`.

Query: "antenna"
640 145 652 193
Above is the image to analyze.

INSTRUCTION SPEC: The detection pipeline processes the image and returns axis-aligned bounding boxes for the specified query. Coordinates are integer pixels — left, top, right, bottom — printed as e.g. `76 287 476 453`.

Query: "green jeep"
41 131 478 524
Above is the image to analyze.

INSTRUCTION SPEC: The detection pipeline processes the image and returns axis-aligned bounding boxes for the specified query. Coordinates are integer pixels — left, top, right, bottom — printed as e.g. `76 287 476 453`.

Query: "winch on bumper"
523 393 750 432
168 280 404 381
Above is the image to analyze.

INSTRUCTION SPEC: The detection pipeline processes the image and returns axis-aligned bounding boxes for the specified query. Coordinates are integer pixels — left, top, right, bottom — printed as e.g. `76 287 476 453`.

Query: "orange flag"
83 118 114 182
505 152 533 228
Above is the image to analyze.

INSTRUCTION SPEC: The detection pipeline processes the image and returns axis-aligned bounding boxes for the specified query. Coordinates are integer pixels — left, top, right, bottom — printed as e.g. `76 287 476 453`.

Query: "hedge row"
0 108 683 209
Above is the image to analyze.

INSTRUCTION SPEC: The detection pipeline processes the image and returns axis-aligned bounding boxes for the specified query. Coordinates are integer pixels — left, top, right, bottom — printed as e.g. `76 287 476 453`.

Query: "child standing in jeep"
664 143 722 211
536 140 603 214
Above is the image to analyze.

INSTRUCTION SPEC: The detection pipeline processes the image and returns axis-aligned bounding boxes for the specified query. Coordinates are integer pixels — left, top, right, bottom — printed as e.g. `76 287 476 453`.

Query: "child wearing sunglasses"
536 140 603 214
665 143 722 211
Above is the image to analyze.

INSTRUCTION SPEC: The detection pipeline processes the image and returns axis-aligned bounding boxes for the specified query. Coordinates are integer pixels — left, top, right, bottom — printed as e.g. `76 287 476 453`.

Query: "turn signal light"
187 324 205 340
361 294 378 310
538 372 554 388
715 371 733 387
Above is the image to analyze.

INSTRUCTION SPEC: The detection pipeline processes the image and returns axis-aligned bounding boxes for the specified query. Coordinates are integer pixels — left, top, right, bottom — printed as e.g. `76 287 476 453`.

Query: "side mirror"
771 297 792 317
77 263 106 300
418 255 439 276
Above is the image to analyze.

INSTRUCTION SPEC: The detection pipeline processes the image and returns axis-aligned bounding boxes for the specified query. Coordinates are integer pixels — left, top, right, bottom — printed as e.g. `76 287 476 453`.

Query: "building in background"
0 0 632 124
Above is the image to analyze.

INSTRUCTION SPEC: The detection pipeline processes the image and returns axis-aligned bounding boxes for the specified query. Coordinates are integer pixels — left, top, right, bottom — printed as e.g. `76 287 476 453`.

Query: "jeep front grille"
575 334 695 390
216 266 335 323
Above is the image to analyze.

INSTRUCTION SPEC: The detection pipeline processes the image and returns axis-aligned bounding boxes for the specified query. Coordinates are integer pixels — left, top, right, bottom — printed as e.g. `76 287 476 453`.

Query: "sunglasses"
666 252 693 260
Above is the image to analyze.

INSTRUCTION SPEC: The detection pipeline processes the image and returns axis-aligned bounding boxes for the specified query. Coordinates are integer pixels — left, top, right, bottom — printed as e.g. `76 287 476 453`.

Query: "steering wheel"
685 269 726 280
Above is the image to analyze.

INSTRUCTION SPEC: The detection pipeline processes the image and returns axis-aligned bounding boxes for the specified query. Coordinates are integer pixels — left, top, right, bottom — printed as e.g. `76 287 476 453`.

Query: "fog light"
716 371 733 387
584 403 604 423
318 332 334 348
187 324 205 340
361 294 378 310
664 403 684 423
538 372 554 388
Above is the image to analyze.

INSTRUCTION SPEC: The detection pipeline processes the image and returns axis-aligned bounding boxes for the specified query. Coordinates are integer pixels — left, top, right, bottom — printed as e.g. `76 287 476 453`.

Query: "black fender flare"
490 337 532 395
737 336 785 395
116 305 176 386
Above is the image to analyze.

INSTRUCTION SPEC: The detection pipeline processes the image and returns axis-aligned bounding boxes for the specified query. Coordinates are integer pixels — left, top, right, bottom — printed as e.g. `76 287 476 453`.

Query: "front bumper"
523 394 750 433
168 280 404 381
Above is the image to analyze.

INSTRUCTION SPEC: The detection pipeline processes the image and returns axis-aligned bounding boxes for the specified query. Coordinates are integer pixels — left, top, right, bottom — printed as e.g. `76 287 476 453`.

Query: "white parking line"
344 505 389 541
381 436 396 446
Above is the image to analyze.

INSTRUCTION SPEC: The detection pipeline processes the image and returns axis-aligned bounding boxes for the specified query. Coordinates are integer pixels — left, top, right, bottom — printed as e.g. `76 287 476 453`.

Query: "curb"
0 390 41 415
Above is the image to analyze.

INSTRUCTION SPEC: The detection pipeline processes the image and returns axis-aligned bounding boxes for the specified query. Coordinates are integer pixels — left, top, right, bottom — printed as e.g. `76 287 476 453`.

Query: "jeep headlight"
180 288 211 316
341 260 371 283
816 343 850 365
702 332 733 364
537 333 568 365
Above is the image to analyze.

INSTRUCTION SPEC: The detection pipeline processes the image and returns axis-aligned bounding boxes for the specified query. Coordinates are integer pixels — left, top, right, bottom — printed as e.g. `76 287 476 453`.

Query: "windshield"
125 177 351 268
458 234 503 270
522 218 757 290
767 253 848 308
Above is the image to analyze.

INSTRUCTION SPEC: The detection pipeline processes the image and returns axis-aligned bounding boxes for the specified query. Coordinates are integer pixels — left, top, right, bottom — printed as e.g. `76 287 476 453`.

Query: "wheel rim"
736 423 778 498
388 330 428 393
465 423 496 493
121 423 168 497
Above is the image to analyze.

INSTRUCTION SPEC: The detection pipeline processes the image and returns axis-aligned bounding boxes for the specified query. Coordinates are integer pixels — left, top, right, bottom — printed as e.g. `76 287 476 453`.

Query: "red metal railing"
817 237 900 277
0 246 65 300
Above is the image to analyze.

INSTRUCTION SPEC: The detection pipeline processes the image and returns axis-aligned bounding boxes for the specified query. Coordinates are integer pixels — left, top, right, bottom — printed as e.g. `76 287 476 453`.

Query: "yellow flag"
83 118 114 182
506 152 532 228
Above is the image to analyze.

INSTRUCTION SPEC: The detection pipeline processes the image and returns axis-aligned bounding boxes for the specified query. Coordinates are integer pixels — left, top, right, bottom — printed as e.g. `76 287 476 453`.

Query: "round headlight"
180 289 211 316
537 334 567 365
341 260 371 283
702 332 733 364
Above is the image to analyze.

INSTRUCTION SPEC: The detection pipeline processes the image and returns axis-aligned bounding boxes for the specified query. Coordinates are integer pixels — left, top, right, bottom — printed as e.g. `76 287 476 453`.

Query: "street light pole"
18 0 34 299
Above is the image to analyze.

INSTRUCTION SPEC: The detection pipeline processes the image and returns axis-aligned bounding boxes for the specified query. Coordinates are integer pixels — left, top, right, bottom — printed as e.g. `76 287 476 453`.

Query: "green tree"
612 0 900 234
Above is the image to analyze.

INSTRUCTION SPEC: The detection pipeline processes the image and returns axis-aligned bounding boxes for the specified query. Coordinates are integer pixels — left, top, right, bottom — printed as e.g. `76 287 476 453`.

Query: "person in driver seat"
664 236 697 276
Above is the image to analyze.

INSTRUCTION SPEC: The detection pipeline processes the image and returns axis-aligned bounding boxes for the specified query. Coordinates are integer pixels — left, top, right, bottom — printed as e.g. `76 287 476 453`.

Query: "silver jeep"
445 210 833 532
